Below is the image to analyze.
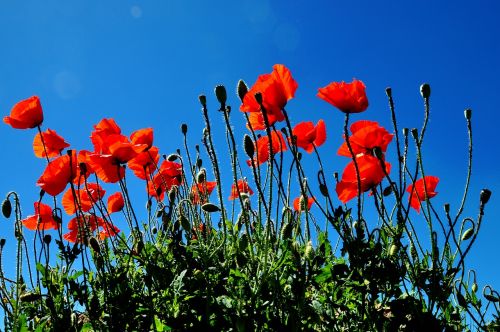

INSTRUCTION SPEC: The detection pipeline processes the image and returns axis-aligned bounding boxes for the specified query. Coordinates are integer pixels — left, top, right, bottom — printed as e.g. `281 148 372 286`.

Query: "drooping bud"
243 134 255 158
202 203 221 213
214 85 227 106
480 189 491 205
420 83 431 99
461 228 474 241
2 198 12 218
237 80 248 102
89 237 100 254
319 184 329 197
464 108 472 120
167 154 179 161
383 185 393 197
198 95 207 107
181 123 188 135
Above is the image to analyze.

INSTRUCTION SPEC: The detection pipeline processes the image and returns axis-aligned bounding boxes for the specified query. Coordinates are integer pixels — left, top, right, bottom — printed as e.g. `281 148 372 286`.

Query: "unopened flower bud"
43 234 51 244
198 95 207 107
89 237 100 254
0 238 5 248
444 203 450 214
196 158 203 169
202 203 221 213
181 123 188 135
167 154 179 161
168 187 177 202
319 184 329 197
420 83 431 99
297 152 302 161
464 108 472 120
402 128 409 136
2 198 12 218
244 134 255 158
461 227 474 241
237 79 249 103
480 189 492 205
214 85 227 106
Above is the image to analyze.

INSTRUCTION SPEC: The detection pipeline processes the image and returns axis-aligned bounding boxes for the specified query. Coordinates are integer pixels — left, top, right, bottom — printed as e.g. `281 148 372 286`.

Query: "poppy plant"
3 96 44 129
61 183 106 215
22 202 59 231
90 118 122 154
293 196 315 212
33 128 70 158
240 64 298 130
247 131 288 166
336 154 391 203
107 192 125 214
291 120 327 153
317 79 368 114
337 120 393 157
191 181 217 205
406 176 439 213
37 151 78 196
228 179 254 200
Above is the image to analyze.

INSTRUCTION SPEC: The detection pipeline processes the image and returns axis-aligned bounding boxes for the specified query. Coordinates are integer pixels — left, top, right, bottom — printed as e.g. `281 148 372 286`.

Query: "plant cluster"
1 65 498 331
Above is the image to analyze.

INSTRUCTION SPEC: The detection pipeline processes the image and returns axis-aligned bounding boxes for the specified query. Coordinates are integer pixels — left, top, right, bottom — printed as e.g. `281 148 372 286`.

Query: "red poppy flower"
337 120 393 157
3 96 43 129
318 79 368 114
90 118 121 154
63 214 100 243
87 154 125 183
293 196 315 212
192 223 208 240
130 128 153 150
128 146 160 180
191 181 217 205
147 160 183 200
61 183 105 215
72 150 95 185
105 134 148 164
406 176 439 213
99 222 120 240
33 128 70 158
37 152 77 196
247 131 288 166
240 64 298 130
107 192 125 214
291 120 327 153
22 202 59 231
336 154 391 203
228 179 254 200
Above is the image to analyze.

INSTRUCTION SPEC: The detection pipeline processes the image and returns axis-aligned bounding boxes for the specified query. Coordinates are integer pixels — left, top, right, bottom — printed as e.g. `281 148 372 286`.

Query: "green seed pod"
461 228 474 241
1 199 12 218
237 80 248 102
202 203 221 213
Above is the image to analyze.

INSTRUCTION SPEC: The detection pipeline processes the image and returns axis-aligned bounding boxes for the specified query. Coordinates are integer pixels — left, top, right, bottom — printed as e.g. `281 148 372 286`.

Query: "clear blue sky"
1 0 499 298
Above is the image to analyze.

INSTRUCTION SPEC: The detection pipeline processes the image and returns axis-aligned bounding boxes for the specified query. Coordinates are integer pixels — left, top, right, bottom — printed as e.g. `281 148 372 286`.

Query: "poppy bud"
319 184 329 197
472 283 478 293
444 203 450 214
202 203 220 213
254 92 263 105
20 292 41 303
179 215 191 233
166 154 179 162
297 152 302 161
89 237 100 254
389 244 398 256
196 158 203 169
480 189 492 205
243 134 255 158
383 186 393 197
385 87 392 98
237 79 248 102
420 83 431 99
168 187 177 202
197 169 206 183
181 123 188 135
214 85 227 106
2 198 12 218
410 128 418 140
461 227 474 241
281 221 293 240
464 108 472 120
43 234 51 244
0 238 5 248
152 227 157 234
198 95 207 107
402 128 409 136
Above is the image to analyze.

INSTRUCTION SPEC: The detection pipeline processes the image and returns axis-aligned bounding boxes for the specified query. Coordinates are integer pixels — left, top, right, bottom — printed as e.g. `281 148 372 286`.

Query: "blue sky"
1 0 499 306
